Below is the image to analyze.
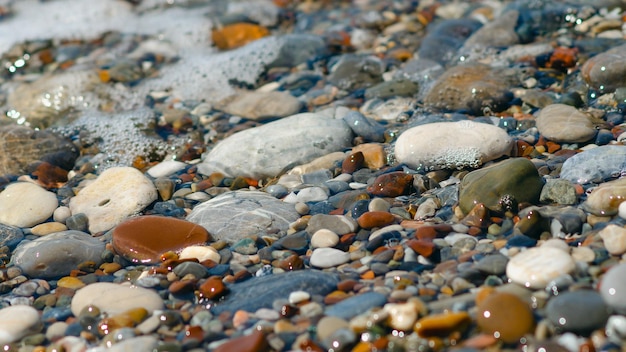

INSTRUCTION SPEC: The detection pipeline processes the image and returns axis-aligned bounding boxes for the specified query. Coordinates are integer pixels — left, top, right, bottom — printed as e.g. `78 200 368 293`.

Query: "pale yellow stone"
288 152 346 175
31 222 68 236
599 224 626 255
178 245 221 263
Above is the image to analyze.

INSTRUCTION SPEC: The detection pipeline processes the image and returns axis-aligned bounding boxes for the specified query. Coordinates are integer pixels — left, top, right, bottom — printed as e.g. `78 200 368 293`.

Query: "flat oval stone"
0 305 40 345
414 312 471 338
215 90 302 121
546 290 610 334
112 215 211 264
197 113 353 178
560 146 626 184
305 214 358 235
506 246 575 289
325 291 388 320
0 182 58 228
582 177 626 216
458 158 543 214
11 230 105 279
600 262 626 314
71 282 164 316
581 42 626 93
310 229 339 248
395 120 513 171
476 292 534 343
187 190 299 244
535 104 595 143
69 167 157 234
310 247 350 268
357 211 396 229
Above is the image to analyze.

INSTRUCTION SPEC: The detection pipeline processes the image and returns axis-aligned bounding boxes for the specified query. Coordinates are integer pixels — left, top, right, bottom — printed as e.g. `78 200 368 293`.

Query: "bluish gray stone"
560 145 626 184
324 291 387 319
342 111 385 142
0 224 23 250
546 290 610 334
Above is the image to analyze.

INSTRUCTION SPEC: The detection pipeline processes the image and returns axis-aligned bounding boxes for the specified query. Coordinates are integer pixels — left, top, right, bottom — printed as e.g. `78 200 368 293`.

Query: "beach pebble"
69 167 157 234
296 187 329 203
599 263 626 314
187 190 299 244
146 160 186 178
325 291 387 320
367 172 414 197
506 246 576 289
459 158 544 214
476 292 534 343
310 248 350 268
535 104 596 143
310 229 339 248
414 312 471 338
215 90 302 120
112 215 211 264
582 177 626 216
11 230 105 279
560 145 626 184
383 302 419 331
306 214 358 235
71 282 164 316
599 224 626 255
327 54 384 90
394 120 513 171
0 182 58 228
581 42 626 93
30 222 67 236
539 179 578 205
0 224 24 250
197 113 353 178
212 330 268 352
0 305 40 345
52 206 71 224
342 111 386 142
545 290 610 334
179 245 221 263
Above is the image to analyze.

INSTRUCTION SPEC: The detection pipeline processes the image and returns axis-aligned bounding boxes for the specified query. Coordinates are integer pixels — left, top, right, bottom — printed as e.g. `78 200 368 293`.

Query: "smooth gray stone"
546 290 610 334
211 270 339 314
324 291 387 319
560 145 626 184
342 111 385 142
474 254 509 275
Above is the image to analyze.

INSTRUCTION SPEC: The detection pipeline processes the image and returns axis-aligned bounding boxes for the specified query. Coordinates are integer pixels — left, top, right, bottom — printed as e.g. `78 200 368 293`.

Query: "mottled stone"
357 211 396 229
539 178 577 205
112 215 211 264
459 158 543 214
600 262 626 314
367 171 413 197
198 113 353 178
476 292 534 343
0 224 24 249
536 104 595 143
215 90 302 121
11 230 105 279
71 282 164 316
474 254 509 275
0 182 58 228
327 54 384 90
211 270 339 314
0 126 78 177
395 121 513 171
187 190 299 244
0 305 40 345
69 167 157 234
506 246 575 289
364 79 419 100
546 290 610 334
560 146 626 184
581 42 626 93
582 177 626 216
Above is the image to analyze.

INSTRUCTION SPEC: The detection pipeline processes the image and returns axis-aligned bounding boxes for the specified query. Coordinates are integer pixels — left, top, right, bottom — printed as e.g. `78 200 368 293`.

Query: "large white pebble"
394 120 513 171
599 224 626 255
146 160 186 178
69 167 157 233
506 246 576 289
71 282 164 316
0 305 40 345
0 182 57 227
309 247 350 268
383 302 418 331
179 245 221 263
311 229 340 248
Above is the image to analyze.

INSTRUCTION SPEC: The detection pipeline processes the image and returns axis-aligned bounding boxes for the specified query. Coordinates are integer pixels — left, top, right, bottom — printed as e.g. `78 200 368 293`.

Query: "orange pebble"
212 23 269 50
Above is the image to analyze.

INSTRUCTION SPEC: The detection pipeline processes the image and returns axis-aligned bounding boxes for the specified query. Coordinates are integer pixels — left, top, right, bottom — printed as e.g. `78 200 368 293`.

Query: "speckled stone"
11 230 105 279
395 120 513 171
506 246 575 289
546 290 610 334
600 262 626 314
0 305 40 345
560 146 626 184
187 190 299 244
539 178 578 205
69 167 157 234
535 104 596 143
0 182 58 228
71 282 164 316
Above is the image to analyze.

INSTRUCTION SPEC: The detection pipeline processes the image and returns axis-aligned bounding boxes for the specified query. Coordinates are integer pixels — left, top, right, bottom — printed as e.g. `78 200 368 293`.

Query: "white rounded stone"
178 245 221 263
69 167 157 234
540 238 570 253
535 104 595 143
311 229 340 248
599 224 626 255
296 187 329 203
0 305 40 345
146 160 186 178
619 201 626 220
310 247 350 268
394 120 513 171
383 302 418 331
71 282 164 316
0 182 58 227
368 198 390 212
288 290 311 305
53 206 71 223
506 246 576 289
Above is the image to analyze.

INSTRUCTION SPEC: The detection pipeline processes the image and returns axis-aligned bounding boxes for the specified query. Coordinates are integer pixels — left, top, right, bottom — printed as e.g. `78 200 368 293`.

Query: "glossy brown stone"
112 215 212 264
276 254 304 271
213 329 268 352
406 239 436 257
414 312 471 338
357 211 396 229
342 151 364 174
198 276 227 300
366 172 413 197
476 292 534 343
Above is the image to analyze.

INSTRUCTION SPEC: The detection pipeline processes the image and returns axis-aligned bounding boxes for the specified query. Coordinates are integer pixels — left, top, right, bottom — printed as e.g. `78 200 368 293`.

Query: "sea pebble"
418 18 482 65
146 160 186 178
539 179 578 205
30 222 68 236
599 262 626 314
414 311 471 338
476 292 534 343
545 290 610 334
535 104 596 143
197 113 353 178
581 42 626 93
342 111 386 142
215 90 302 120
112 215 211 264
310 229 339 248
325 291 388 320
305 214 358 235
0 305 40 345
212 330 268 352
458 158 544 214
506 246 576 289
187 190 299 244
383 302 419 331
295 187 329 203
394 120 513 171
179 245 221 263
0 224 24 249
559 145 626 184
582 177 626 216
71 282 164 316
0 182 58 228
69 167 157 234
598 224 626 255
327 54 384 90
310 248 350 268
11 230 105 279
317 316 349 341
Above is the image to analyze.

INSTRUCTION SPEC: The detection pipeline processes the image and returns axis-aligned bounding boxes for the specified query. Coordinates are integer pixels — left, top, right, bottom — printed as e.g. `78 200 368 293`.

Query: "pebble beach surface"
2 0 626 351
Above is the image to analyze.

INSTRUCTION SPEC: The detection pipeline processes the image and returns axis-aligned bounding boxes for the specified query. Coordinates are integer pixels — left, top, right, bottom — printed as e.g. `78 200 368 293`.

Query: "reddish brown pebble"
213 329 268 352
357 211 396 229
337 279 358 292
366 172 413 197
183 325 204 343
406 239 436 257
169 280 196 295
342 151 364 174
476 292 534 344
461 203 490 228
112 215 211 264
276 254 304 271
198 276 227 300
32 161 68 189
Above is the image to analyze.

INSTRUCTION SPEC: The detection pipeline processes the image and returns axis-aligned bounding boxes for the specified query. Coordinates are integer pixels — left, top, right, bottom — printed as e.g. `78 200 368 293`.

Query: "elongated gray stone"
186 190 299 244
325 292 388 319
211 270 340 314
560 145 626 184
197 113 354 178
